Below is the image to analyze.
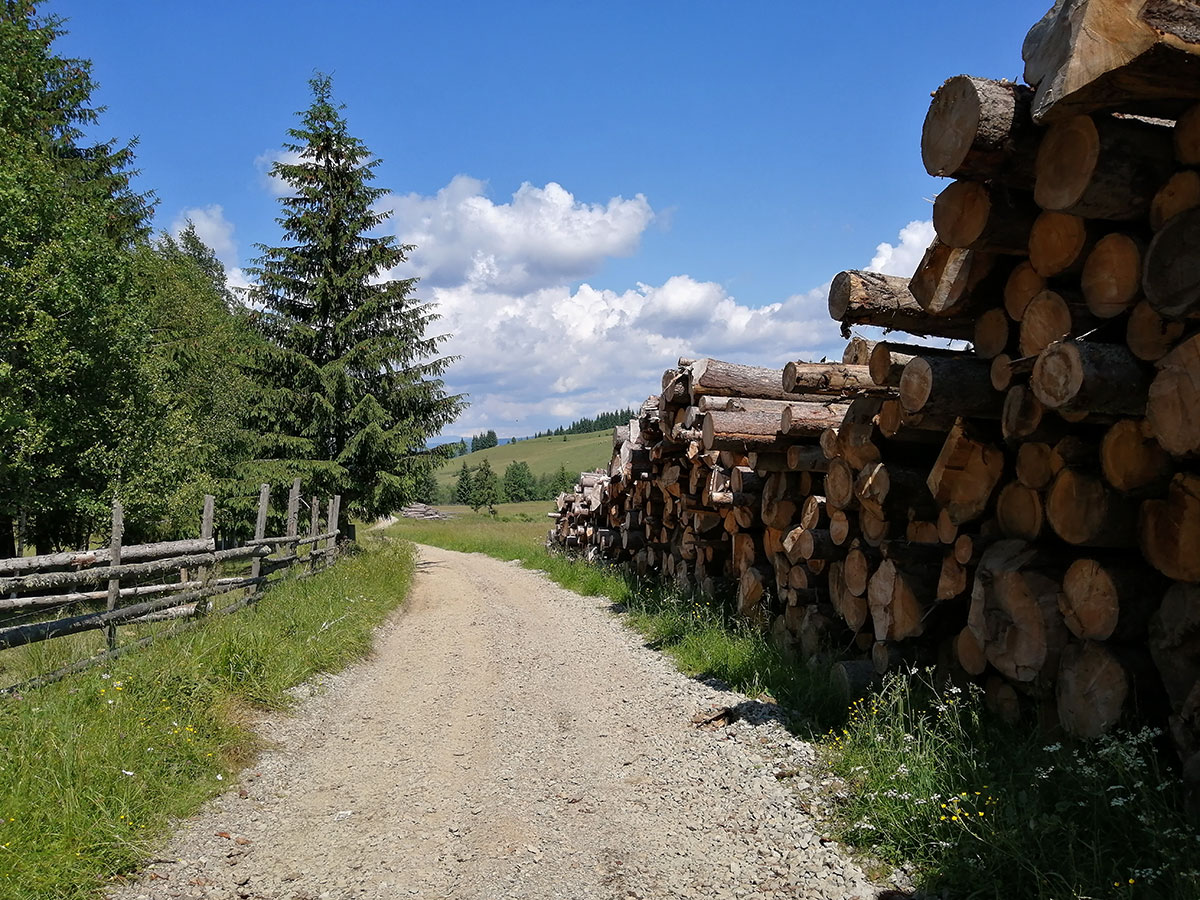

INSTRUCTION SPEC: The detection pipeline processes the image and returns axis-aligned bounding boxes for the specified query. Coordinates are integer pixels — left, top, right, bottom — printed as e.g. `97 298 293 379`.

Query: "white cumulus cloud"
380 176 654 294
866 219 935 278
254 149 305 197
171 204 238 269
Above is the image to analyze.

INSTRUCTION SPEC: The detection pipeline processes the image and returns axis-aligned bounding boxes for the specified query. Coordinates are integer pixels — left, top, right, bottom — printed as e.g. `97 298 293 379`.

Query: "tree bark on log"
781 361 877 395
829 270 975 340
1021 0 1200 123
1018 289 1098 358
1151 169 1200 230
786 444 831 473
779 401 853 438
868 559 934 641
868 341 966 388
908 239 1005 316
689 358 793 402
1031 339 1151 416
1149 582 1200 710
1034 114 1174 220
921 75 1039 186
900 355 1001 418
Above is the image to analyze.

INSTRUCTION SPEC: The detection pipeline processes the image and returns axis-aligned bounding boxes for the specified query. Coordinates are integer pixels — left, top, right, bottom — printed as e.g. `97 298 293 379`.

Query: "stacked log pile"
548 0 1200 782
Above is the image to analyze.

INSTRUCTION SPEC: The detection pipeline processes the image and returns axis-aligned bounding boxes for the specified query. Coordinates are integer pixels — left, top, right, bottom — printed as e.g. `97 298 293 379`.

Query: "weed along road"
111 544 892 900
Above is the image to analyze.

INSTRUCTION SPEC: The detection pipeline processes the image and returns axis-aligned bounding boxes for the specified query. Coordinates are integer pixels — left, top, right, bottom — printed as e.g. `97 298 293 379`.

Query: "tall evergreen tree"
245 74 464 520
454 463 473 506
471 459 500 514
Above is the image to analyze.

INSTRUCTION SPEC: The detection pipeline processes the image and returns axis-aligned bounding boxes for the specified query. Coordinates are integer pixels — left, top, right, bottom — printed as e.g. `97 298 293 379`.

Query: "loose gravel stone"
108 544 909 900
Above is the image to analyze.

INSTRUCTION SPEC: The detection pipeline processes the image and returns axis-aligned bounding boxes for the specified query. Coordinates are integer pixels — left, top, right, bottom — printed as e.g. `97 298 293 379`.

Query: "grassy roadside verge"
389 507 1199 900
0 540 414 899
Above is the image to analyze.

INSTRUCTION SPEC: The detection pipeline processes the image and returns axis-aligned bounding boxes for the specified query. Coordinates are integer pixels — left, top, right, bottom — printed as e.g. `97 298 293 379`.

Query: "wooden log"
926 422 1005 525
701 409 784 453
989 353 1022 392
794 528 836 562
906 520 940 544
968 539 1069 683
973 307 1013 360
937 508 959 544
1031 339 1151 416
1046 468 1139 547
868 560 933 641
689 358 792 402
985 675 1022 724
933 180 1039 254
829 509 857 546
747 451 792 473
868 341 966 388
1018 289 1097 358
0 537 216 576
875 400 956 438
781 361 877 396
1028 211 1104 278
856 461 939 521
1021 0 1200 123
1126 299 1186 361
830 659 882 705
1057 640 1133 738
1147 334 1200 456
1061 557 1163 641
0 575 255 613
900 355 1000 418
824 458 857 511
829 560 867 632
1100 419 1171 494
737 566 771 617
1140 473 1200 581
844 544 879 598
1081 232 1146 319
760 472 799 530
842 336 876 365
908 239 1001 316
779 400 852 438
1151 169 1200 230
829 270 972 341
938 552 970 601
800 494 827 530
785 444 830 473
859 507 889 546
921 75 1038 186
1034 114 1174 220
955 624 988 675
1004 260 1047 320
1144 207 1200 319
697 396 793 415
1016 442 1057 490
996 482 1045 541
1149 582 1200 710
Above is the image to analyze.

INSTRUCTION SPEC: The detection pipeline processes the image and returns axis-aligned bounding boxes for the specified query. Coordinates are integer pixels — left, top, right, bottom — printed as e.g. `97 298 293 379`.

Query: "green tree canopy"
502 461 536 503
454 463 473 506
471 458 500 513
245 74 465 522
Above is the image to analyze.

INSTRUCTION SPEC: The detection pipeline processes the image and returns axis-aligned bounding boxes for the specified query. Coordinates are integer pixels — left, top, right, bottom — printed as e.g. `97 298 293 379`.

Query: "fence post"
308 495 320 574
195 494 215 616
286 479 301 570
105 499 124 651
248 484 270 602
324 496 336 571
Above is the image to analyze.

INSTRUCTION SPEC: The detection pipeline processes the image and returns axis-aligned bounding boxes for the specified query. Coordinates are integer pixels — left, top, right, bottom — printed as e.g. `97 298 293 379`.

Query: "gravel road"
109 544 906 900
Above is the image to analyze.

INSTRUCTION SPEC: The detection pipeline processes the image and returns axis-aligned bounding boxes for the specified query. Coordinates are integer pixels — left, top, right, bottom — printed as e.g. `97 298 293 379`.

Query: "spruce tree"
454 463 474 506
246 74 464 520
472 459 500 514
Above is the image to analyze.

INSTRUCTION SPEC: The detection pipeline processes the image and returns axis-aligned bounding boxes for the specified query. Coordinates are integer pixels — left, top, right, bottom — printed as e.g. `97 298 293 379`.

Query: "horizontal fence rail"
0 480 342 692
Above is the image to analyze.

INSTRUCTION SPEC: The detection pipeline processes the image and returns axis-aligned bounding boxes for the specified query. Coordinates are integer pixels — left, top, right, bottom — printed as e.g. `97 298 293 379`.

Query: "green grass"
0 539 414 899
434 429 611 489
390 510 1200 900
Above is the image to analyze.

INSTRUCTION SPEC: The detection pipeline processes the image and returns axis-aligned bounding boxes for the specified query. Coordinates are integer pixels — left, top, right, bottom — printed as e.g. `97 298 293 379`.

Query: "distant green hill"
435 428 612 492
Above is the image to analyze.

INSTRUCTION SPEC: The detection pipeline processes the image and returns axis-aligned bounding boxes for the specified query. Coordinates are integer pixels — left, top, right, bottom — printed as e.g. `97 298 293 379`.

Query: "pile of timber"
549 0 1200 784
400 503 452 521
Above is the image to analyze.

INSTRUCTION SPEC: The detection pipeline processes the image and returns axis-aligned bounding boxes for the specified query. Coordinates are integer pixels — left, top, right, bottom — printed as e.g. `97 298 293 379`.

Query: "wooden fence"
0 479 341 691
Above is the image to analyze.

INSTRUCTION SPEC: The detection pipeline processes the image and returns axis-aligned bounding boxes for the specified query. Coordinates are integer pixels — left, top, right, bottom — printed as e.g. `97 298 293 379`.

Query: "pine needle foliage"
245 74 465 521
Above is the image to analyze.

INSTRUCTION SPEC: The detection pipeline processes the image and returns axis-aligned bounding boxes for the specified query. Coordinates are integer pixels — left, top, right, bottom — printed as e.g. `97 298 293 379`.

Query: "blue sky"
53 0 1050 437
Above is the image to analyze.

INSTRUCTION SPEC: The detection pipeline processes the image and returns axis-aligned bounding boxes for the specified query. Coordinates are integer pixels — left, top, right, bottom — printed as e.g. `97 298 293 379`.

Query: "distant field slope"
435 429 611 488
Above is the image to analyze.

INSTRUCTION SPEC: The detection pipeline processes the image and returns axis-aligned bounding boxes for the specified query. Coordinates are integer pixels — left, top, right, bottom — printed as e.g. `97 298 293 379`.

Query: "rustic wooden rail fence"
0 479 341 692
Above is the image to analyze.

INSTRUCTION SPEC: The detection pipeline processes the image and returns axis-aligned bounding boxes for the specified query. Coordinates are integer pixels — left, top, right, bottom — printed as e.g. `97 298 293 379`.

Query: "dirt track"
110 544 897 900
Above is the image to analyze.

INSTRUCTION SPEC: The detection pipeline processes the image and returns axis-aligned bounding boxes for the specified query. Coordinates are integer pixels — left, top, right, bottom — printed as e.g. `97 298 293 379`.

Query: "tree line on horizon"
450 460 580 511
0 4 462 552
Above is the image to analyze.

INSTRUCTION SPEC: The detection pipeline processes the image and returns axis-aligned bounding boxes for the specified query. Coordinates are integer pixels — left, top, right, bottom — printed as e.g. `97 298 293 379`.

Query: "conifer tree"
472 459 500 514
245 74 464 520
454 463 474 506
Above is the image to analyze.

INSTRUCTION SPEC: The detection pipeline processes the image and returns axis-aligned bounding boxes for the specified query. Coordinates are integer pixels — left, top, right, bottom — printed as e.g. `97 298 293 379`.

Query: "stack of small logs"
548 0 1200 783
